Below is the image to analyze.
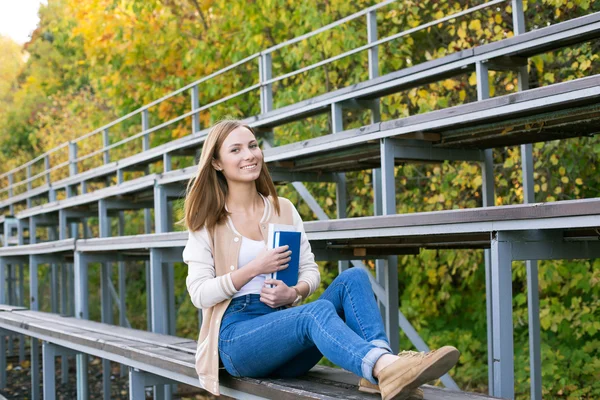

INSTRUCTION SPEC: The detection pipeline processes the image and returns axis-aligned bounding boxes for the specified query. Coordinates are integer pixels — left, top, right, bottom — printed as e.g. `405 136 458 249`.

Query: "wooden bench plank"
0 309 499 399
14 310 196 350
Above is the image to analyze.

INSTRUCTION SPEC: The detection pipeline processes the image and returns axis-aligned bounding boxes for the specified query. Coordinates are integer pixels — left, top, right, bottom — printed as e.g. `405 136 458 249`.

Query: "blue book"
270 230 301 287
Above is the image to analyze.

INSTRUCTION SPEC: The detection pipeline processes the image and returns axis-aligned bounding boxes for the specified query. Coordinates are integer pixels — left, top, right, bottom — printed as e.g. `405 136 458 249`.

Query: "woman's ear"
211 159 222 171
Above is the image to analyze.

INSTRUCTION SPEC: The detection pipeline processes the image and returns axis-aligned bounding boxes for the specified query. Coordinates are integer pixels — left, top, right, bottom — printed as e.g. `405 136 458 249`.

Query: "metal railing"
0 0 509 201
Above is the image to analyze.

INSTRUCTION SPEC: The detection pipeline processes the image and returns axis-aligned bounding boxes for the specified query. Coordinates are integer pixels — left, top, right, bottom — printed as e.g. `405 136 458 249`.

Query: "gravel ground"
1 338 219 400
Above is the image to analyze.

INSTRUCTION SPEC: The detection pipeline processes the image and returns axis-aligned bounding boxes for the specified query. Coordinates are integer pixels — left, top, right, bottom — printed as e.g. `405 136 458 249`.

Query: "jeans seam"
334 281 368 340
219 348 241 377
219 307 370 370
223 302 248 319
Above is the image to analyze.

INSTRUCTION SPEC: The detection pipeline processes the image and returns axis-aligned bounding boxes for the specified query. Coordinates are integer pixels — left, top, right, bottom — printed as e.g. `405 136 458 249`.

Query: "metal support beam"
380 138 399 354
477 59 497 393
69 142 78 176
43 341 58 400
150 249 168 335
103 129 110 164
142 110 150 152
74 251 89 400
29 255 39 311
269 169 337 183
61 262 69 384
490 232 514 400
31 338 40 399
331 103 344 134
336 172 349 274
128 368 176 400
390 139 483 162
259 54 273 114
191 85 200 135
0 329 5 390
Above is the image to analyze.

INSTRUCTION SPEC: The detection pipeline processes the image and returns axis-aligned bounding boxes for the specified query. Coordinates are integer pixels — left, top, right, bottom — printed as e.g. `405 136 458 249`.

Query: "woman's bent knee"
304 299 336 316
339 267 370 284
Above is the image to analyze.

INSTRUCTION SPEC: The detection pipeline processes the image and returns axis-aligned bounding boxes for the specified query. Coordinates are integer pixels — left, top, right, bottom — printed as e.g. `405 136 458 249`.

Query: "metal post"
118 211 127 377
29 256 39 312
8 173 13 200
142 109 150 151
98 198 112 399
191 85 201 135
512 0 526 35
0 329 5 390
163 153 172 173
44 155 51 185
150 249 168 335
31 337 40 399
380 138 399 354
146 261 152 332
336 173 349 274
490 232 515 399
51 264 59 313
154 185 169 234
101 261 113 400
0 259 5 390
61 262 69 384
259 53 273 114
103 128 110 164
18 263 25 362
513 14 541 392
69 142 78 176
42 342 57 400
74 251 89 400
0 258 5 304
27 165 32 192
331 103 343 134
331 103 348 273
150 248 169 400
129 368 146 400
476 59 498 393
367 10 379 80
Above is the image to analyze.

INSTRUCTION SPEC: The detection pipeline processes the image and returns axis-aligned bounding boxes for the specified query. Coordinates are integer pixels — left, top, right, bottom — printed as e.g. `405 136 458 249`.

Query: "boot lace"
398 350 427 359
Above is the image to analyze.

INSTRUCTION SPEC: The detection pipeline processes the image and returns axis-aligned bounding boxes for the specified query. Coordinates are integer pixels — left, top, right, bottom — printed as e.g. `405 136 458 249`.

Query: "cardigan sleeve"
286 199 321 297
183 228 238 309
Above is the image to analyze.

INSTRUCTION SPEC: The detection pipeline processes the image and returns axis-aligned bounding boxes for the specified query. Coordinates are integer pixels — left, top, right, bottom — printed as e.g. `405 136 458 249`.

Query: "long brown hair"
184 120 280 231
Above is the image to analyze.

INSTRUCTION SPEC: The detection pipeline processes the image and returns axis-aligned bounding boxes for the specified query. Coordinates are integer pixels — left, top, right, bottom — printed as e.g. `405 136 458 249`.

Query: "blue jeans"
218 267 392 384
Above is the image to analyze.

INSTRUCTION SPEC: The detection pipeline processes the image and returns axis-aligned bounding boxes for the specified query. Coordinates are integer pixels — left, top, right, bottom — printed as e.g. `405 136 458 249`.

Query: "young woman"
183 120 460 400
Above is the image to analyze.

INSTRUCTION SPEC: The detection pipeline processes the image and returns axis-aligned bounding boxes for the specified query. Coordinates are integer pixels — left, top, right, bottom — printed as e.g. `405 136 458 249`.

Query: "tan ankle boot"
358 378 424 399
377 346 460 400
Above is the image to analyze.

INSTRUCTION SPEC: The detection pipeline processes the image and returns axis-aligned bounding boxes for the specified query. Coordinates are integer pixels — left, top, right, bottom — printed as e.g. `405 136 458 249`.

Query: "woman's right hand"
251 245 292 275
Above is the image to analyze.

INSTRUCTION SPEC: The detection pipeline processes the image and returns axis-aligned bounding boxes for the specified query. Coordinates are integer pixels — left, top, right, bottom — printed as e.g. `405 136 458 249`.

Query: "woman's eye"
231 148 239 153
250 144 258 148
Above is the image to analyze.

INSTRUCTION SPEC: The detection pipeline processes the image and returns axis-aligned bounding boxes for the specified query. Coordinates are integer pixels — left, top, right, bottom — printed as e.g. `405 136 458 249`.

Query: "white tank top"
232 236 267 298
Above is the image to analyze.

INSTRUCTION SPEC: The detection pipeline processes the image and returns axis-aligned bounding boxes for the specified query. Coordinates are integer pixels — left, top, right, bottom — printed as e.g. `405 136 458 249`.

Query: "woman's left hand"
260 279 296 308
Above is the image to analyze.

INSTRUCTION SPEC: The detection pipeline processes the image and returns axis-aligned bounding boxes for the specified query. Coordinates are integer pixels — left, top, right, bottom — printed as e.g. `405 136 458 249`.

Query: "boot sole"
358 386 380 394
383 349 460 400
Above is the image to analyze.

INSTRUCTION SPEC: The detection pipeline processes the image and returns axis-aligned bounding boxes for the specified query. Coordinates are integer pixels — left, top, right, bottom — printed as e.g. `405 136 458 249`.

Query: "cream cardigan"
183 196 321 395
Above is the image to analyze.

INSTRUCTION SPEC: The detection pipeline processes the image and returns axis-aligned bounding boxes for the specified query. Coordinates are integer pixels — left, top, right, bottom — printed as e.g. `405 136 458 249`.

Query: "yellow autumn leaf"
561 176 569 184
457 27 466 39
495 14 503 24
442 79 456 90
575 178 583 185
468 19 481 31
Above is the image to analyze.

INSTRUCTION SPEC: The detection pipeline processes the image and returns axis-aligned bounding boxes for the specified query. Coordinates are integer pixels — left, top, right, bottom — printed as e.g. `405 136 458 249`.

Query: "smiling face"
212 126 263 183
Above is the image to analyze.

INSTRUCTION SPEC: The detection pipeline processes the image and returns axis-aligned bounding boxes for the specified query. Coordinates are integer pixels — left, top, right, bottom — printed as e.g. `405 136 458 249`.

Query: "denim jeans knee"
339 267 371 285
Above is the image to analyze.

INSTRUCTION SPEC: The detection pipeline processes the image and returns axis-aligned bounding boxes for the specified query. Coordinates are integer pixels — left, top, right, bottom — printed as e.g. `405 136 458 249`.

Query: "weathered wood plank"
14 310 196 351
0 304 27 312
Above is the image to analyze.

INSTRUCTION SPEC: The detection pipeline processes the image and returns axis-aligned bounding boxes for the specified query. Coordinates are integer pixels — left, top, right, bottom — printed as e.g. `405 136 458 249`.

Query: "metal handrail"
0 0 508 199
